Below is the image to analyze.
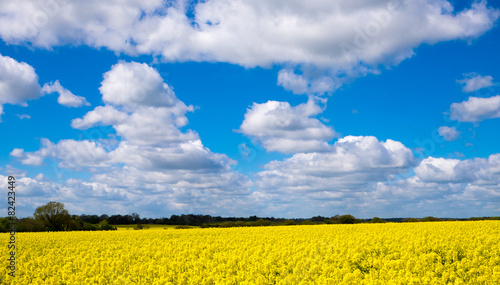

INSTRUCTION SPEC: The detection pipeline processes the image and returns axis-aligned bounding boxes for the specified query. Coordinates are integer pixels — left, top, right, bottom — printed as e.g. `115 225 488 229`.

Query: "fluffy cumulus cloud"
0 53 90 120
0 53 41 120
414 155 499 183
12 138 110 169
98 61 178 109
251 150 500 218
0 173 132 216
450 95 500 122
239 98 335 154
41 80 90 107
3 1 500 218
371 154 500 217
11 61 253 217
249 136 418 217
457 73 495 93
0 0 163 51
438 126 461 141
415 157 469 183
72 62 196 146
0 0 498 93
256 136 416 193
277 69 338 95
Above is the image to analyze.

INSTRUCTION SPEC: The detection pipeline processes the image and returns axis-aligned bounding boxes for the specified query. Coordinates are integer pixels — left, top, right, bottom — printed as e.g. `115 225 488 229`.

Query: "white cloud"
450 95 500 122
72 62 196 146
369 154 500 217
277 69 309 95
0 53 41 120
251 152 500 218
370 177 499 218
489 154 500 174
10 148 24 157
71 105 129 129
0 53 89 119
41 80 90 107
16 114 31 119
0 0 163 51
11 135 424 218
277 69 338 95
414 155 499 183
152 0 499 68
248 136 422 217
0 1 497 93
14 138 110 170
3 1 500 218
11 61 254 217
457 73 494 93
75 106 197 146
8 148 500 218
98 61 178 109
414 157 464 183
0 171 254 218
256 136 416 193
110 140 234 171
438 126 461 141
239 97 335 154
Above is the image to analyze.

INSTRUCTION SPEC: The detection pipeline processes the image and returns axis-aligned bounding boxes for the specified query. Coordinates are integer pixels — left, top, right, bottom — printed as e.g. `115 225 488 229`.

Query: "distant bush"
420 216 441 222
468 216 500 221
402 218 419 223
218 219 273 228
255 219 271 226
133 224 149 230
370 217 386 223
220 221 235 227
326 215 340 224
81 222 98 231
311 216 327 223
338 215 358 224
98 220 117 231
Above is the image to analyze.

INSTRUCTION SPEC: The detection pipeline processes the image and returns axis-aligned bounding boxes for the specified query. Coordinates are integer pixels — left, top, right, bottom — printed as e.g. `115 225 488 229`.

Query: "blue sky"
1 0 499 218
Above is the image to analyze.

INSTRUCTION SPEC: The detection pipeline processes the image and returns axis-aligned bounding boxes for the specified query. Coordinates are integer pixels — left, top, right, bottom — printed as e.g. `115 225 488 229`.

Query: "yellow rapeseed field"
2 221 499 284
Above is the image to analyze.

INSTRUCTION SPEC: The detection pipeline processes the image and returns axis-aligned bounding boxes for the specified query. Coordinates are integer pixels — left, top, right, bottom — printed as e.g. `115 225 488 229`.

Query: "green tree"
133 223 148 230
0 217 10 232
17 217 45 232
255 219 271 226
131 213 141 223
98 220 116 231
338 214 358 224
402 218 419 223
370 217 386 223
311 216 326 223
421 216 441 222
328 215 341 224
34 202 72 231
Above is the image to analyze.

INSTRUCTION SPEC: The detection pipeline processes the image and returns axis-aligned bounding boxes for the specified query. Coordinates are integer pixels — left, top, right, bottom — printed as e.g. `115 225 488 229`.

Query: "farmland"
2 221 499 284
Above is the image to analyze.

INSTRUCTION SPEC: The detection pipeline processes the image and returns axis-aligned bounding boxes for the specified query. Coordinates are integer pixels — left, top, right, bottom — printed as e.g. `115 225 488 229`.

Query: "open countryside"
2 221 499 284
2 0 500 283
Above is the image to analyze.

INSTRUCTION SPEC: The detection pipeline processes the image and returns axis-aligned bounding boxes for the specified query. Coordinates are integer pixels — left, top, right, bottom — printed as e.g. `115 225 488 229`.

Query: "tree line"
1 202 116 232
1 201 498 232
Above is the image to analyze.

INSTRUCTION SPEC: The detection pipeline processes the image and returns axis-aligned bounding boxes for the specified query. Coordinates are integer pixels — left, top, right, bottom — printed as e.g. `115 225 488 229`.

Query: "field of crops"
2 221 499 284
